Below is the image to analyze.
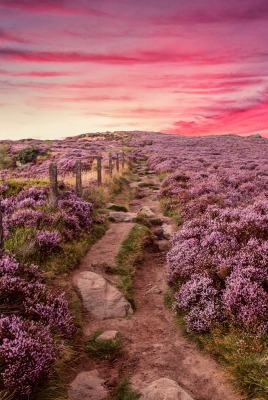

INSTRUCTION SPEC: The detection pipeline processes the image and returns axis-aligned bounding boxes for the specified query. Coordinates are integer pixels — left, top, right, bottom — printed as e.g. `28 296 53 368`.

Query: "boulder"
68 370 109 400
141 378 194 400
95 330 120 342
109 211 137 222
76 271 133 319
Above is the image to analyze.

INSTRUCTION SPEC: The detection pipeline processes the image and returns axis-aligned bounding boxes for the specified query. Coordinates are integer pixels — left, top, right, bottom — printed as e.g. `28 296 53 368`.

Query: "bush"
16 146 39 164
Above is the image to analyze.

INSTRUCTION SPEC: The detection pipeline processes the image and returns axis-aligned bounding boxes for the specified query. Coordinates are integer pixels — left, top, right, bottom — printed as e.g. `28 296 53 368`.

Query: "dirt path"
71 165 243 400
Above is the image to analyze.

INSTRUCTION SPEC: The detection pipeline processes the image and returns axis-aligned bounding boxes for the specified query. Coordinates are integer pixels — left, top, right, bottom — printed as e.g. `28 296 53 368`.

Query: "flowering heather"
36 230 61 252
128 132 268 335
0 254 74 393
0 315 57 395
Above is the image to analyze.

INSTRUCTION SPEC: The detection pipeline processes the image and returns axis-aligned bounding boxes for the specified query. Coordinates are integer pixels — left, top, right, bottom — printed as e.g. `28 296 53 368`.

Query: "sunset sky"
1 0 268 140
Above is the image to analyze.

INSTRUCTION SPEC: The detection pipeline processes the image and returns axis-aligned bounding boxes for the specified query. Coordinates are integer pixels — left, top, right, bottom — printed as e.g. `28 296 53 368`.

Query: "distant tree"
16 146 39 164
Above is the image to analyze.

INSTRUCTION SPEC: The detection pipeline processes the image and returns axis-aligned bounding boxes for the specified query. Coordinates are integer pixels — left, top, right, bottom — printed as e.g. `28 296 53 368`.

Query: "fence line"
0 152 127 249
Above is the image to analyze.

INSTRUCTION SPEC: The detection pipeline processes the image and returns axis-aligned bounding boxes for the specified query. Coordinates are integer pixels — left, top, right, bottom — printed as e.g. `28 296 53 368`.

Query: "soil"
71 167 244 400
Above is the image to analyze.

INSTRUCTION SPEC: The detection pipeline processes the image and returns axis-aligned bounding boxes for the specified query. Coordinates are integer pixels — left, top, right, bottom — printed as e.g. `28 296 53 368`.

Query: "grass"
165 290 268 400
112 379 141 400
86 330 122 359
116 224 153 308
138 181 155 188
108 204 128 212
160 196 182 225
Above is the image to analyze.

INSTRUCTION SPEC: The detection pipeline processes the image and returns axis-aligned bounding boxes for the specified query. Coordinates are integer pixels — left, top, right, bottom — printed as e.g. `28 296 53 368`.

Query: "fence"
0 151 126 252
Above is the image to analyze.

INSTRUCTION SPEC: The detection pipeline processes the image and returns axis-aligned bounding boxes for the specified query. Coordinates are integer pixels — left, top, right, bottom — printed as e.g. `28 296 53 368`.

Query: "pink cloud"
0 0 109 17
166 97 268 136
0 28 28 44
0 48 247 65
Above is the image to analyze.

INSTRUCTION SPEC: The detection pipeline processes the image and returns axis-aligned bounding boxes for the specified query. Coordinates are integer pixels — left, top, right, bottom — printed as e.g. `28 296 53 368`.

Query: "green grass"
112 379 141 400
86 331 122 359
116 224 153 308
160 197 182 225
166 291 268 400
108 204 128 212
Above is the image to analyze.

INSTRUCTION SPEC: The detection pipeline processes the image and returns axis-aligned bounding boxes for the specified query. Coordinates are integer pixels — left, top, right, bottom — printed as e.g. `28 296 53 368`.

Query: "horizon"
1 0 268 140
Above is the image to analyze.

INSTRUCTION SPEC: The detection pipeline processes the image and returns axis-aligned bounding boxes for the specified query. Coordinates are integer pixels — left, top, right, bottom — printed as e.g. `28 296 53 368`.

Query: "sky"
0 0 268 140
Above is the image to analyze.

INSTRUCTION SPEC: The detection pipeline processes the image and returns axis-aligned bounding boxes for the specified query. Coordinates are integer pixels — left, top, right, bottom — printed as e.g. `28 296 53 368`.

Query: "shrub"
16 146 39 164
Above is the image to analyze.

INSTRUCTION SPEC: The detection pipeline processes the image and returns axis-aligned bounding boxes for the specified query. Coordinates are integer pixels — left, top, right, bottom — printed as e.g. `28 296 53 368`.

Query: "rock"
157 240 170 252
147 170 156 174
109 211 137 222
75 271 133 319
141 378 194 400
162 223 175 239
68 370 109 400
95 330 120 342
146 285 162 294
139 206 155 218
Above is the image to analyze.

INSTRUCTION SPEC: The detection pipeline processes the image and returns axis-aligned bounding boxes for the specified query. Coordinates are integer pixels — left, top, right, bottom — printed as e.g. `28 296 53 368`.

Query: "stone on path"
141 378 194 400
162 223 175 239
95 330 120 342
109 211 137 222
68 370 108 400
139 206 155 218
76 271 133 319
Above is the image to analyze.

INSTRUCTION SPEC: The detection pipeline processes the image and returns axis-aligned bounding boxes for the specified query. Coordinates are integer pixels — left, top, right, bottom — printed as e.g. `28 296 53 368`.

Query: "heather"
129 132 268 398
0 254 74 395
0 132 130 397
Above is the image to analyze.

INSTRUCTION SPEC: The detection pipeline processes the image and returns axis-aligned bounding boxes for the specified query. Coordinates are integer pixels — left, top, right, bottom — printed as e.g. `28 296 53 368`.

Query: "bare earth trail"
70 165 243 400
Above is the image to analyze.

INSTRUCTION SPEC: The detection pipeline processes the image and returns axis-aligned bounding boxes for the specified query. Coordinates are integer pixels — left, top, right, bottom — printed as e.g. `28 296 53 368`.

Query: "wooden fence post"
116 153 119 172
122 151 125 169
49 162 58 209
97 156 102 186
0 207 4 256
75 160 82 197
109 153 113 178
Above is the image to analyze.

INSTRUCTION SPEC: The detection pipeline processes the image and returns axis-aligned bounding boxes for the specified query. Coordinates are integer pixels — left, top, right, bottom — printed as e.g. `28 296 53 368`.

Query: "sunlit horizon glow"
1 0 268 140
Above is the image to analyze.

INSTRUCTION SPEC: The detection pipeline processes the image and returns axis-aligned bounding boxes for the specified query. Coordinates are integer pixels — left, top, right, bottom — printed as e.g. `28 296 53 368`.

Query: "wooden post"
75 160 82 197
0 207 4 256
116 153 119 172
109 153 113 178
122 151 125 169
97 156 102 186
49 162 58 209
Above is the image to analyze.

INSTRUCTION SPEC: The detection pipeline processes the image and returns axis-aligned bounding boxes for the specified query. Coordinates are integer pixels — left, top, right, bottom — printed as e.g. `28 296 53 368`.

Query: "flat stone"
139 206 155 218
162 223 175 240
95 330 120 342
109 211 137 222
141 378 194 400
75 271 133 319
68 370 109 400
157 240 170 252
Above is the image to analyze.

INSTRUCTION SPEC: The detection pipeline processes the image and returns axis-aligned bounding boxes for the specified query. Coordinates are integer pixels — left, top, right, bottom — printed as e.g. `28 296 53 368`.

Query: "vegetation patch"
86 331 122 359
112 379 141 400
108 204 128 212
116 224 153 308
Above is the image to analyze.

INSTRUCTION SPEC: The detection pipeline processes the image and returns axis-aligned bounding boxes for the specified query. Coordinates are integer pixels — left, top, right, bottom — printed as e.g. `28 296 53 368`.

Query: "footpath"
69 162 242 400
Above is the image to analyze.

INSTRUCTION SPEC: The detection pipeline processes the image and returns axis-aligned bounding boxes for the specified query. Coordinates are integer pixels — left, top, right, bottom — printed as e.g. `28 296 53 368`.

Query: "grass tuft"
86 331 122 359
112 379 141 400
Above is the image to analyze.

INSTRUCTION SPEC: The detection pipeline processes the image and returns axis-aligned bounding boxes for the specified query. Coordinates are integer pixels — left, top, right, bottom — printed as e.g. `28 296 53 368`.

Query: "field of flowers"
130 132 268 398
0 132 128 397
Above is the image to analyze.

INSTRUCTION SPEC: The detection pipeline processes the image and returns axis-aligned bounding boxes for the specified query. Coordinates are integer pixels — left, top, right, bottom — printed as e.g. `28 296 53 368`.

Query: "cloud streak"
0 0 109 17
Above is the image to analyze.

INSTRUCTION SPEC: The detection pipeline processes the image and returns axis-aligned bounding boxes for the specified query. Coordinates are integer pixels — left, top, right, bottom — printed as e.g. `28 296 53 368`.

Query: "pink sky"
0 0 268 139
